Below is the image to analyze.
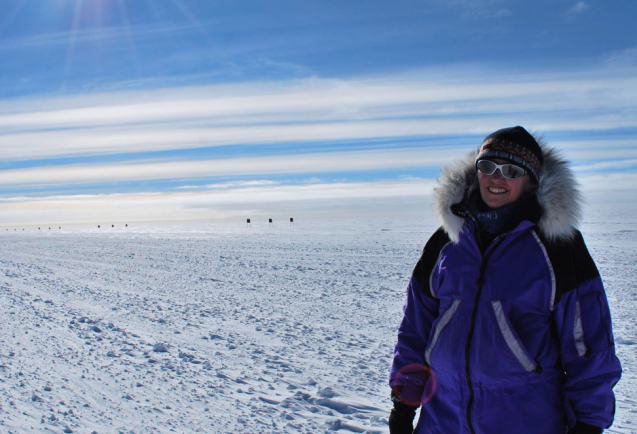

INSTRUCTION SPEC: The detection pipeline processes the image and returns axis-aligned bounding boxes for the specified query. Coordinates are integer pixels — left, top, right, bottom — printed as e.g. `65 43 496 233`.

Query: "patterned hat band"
477 139 542 182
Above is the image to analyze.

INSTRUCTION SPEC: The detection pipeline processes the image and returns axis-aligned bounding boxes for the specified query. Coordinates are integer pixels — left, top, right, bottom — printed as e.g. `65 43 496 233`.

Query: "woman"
389 127 622 434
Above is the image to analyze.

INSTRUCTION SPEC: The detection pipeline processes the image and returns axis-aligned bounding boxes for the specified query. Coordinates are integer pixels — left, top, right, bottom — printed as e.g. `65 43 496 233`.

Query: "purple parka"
390 146 622 434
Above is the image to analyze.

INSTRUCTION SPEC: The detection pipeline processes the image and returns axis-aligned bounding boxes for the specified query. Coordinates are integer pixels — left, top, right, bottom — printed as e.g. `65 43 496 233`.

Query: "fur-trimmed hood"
433 140 583 243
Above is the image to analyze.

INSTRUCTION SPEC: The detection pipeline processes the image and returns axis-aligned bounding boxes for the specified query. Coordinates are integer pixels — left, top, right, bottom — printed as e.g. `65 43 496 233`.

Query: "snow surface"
0 215 635 434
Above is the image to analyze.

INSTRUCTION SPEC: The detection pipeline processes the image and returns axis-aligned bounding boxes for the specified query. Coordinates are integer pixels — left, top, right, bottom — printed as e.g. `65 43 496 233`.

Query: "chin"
485 196 510 209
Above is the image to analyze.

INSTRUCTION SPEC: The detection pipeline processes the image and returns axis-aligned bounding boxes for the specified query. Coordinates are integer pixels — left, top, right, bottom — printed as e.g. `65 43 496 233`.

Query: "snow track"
0 217 635 433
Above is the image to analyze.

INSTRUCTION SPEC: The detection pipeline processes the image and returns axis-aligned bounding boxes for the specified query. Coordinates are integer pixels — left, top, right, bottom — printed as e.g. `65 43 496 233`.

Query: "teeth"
488 187 506 194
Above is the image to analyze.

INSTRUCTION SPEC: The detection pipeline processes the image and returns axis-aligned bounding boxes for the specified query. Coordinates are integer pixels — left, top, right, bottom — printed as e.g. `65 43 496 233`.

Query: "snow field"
0 216 635 433
1 221 430 433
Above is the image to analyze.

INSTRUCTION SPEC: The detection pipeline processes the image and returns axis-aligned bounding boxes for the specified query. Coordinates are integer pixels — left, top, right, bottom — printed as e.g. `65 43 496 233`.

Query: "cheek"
478 173 489 189
509 181 526 198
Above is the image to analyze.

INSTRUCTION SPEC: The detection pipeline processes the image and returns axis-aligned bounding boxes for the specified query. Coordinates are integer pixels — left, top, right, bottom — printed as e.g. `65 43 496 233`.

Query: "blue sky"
1 0 636 226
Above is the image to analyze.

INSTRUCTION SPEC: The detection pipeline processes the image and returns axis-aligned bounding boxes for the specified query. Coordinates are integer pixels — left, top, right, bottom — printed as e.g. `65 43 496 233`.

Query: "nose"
491 168 505 179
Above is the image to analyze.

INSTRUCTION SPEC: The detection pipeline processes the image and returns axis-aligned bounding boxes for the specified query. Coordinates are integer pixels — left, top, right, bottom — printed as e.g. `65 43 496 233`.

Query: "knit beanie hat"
476 126 543 182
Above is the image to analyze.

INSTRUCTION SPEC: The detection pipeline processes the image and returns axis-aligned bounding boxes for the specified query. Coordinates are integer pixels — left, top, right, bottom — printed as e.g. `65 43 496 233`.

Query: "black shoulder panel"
412 227 451 299
534 229 600 305
571 230 600 284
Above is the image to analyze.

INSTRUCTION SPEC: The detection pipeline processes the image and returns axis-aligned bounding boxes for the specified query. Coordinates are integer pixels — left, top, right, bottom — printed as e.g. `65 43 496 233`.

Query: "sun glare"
55 0 208 86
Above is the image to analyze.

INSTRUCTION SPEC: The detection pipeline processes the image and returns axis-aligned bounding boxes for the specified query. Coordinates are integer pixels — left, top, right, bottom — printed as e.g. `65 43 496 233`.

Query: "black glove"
568 421 602 434
389 398 417 434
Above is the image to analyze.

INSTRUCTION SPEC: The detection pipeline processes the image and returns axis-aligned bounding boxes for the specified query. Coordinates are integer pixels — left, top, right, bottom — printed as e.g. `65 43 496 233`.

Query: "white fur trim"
433 140 582 242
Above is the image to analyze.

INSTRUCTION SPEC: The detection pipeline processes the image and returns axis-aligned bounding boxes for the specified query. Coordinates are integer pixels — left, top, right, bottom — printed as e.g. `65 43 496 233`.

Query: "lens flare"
62 0 84 88
392 364 437 406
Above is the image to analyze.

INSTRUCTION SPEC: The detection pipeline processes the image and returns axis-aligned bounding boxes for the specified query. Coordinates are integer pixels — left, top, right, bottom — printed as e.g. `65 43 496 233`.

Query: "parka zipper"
464 232 507 434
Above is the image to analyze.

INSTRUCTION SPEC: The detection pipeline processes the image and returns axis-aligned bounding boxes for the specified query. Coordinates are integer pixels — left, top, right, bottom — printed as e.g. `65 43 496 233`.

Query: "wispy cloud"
176 180 282 190
0 147 458 189
492 9 512 18
301 177 323 184
1 68 636 161
2 1 634 227
256 58 314 76
578 173 637 199
2 170 631 227
0 60 635 225
0 20 214 52
429 0 510 19
566 2 590 15
0 178 436 226
574 159 637 172
604 47 637 67
4 135 636 193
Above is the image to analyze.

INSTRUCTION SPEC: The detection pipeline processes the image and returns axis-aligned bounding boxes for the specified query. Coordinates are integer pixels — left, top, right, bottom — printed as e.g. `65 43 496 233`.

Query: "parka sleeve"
389 228 448 404
550 232 622 432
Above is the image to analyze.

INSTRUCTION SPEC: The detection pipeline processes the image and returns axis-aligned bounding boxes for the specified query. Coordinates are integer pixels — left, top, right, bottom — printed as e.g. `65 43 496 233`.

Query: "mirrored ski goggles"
476 160 526 179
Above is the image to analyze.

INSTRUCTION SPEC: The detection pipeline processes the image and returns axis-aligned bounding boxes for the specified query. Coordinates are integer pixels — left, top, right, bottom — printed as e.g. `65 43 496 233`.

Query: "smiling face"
478 159 530 209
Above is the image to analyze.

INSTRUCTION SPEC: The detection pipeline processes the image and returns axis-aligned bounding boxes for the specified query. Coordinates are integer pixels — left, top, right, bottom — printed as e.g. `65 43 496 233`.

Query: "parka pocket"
491 301 539 373
425 299 461 368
